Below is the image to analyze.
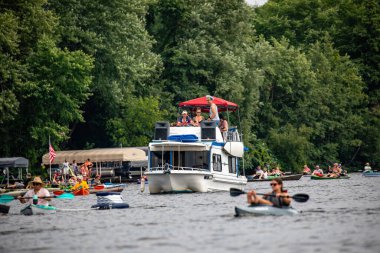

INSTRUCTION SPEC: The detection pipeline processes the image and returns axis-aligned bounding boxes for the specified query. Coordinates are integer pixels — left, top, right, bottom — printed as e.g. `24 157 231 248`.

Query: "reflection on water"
1 174 379 253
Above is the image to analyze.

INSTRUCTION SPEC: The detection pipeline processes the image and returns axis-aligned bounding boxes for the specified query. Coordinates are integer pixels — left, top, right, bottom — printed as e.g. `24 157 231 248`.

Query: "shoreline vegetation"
0 0 378 174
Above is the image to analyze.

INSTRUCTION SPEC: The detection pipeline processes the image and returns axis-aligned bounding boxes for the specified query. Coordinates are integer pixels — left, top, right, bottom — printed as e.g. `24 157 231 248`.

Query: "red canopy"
179 96 238 112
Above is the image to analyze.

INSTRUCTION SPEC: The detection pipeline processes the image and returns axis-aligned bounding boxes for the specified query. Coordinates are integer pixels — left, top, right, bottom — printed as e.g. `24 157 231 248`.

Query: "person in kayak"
247 178 291 207
71 175 89 191
312 165 324 177
17 176 51 206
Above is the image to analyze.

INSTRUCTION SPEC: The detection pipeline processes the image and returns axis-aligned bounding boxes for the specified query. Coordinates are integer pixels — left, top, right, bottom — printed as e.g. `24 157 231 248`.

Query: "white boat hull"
146 170 247 193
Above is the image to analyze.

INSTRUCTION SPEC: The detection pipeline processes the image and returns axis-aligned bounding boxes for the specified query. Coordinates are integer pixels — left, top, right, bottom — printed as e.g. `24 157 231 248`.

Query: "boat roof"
0 157 29 168
42 148 147 165
149 142 210 151
179 96 238 112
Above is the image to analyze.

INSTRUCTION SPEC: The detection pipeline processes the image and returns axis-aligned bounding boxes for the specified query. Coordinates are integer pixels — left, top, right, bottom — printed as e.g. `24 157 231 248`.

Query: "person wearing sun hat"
17 176 51 206
177 110 193 126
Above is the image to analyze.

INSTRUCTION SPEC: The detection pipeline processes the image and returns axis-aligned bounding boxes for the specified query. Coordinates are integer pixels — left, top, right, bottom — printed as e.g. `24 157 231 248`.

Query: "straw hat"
28 176 45 187
182 110 188 115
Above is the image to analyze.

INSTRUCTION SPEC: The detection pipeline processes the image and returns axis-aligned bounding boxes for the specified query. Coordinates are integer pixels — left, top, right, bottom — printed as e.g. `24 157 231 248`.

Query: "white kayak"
21 204 57 215
235 205 298 216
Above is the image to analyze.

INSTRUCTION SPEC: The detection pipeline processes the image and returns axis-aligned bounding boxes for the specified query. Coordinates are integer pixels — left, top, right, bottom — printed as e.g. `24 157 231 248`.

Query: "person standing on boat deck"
206 95 219 124
218 114 229 141
84 158 93 178
72 160 79 176
192 107 204 126
247 178 291 207
62 159 70 181
364 162 372 172
177 110 193 126
17 177 51 206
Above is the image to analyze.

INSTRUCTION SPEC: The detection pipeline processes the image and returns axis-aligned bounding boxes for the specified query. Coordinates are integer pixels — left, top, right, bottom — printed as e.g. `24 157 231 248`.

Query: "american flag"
49 144 56 163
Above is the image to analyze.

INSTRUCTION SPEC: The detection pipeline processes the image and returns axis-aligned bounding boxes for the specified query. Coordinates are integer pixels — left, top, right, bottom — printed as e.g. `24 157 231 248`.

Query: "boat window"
150 151 171 168
228 156 237 174
150 151 209 170
172 151 209 170
213 154 222 172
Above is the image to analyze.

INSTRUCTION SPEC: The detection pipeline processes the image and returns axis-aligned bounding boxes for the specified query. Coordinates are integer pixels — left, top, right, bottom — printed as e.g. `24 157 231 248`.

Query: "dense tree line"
0 0 378 173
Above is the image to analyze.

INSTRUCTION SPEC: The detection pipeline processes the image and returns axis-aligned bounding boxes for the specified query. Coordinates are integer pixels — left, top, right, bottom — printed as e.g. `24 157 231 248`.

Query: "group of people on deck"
176 95 229 140
53 158 94 186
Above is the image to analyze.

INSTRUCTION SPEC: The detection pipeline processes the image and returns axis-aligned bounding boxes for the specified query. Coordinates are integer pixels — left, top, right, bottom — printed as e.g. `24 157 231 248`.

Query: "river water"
1 174 379 253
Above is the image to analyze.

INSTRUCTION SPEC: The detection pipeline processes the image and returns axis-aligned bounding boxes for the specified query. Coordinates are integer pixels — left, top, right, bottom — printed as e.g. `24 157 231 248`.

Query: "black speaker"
201 121 217 140
154 121 170 140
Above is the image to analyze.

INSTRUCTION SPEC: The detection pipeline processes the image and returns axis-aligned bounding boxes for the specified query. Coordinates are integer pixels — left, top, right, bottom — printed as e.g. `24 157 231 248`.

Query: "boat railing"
149 164 209 172
226 128 240 142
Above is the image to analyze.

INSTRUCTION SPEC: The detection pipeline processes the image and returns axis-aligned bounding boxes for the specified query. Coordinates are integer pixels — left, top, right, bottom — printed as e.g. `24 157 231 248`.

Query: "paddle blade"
292 193 309 203
0 195 15 204
0 204 10 214
230 188 246 197
55 193 74 200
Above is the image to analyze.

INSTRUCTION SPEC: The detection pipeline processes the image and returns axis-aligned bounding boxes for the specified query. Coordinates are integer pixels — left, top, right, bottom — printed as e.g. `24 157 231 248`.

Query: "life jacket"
264 191 289 208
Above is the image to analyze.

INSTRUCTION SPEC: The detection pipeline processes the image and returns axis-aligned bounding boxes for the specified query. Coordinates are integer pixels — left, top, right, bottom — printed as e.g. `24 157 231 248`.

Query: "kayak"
21 204 57 215
235 204 298 217
247 174 302 182
311 175 350 180
362 171 380 177
72 188 90 196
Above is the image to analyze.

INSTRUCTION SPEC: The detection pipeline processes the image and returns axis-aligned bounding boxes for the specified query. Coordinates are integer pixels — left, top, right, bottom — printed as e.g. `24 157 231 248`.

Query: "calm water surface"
1 174 379 253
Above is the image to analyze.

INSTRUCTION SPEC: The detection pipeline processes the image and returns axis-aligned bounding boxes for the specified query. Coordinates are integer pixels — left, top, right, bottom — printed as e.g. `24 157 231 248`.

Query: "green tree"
49 0 163 148
107 96 167 146
0 0 94 168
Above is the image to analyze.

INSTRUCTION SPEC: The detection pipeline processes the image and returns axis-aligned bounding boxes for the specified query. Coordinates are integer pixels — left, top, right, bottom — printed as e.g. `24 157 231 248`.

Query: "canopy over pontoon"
0 157 29 168
179 96 238 112
42 148 147 165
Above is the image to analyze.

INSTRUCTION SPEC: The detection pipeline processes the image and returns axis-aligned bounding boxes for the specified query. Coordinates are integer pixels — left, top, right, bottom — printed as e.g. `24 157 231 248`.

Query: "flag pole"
49 135 52 182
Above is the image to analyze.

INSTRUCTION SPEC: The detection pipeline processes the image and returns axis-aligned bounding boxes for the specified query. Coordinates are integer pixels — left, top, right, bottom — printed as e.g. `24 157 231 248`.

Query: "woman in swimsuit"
247 178 291 207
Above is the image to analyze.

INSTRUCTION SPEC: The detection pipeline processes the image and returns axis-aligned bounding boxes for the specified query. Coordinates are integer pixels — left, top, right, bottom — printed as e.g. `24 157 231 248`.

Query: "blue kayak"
235 204 298 216
362 171 380 177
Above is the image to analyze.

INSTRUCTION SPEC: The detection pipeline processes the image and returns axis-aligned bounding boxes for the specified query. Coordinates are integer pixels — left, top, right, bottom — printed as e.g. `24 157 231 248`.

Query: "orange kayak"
72 188 90 196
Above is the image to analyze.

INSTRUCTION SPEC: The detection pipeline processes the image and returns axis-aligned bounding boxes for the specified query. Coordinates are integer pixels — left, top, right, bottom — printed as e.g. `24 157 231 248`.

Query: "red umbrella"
179 96 238 112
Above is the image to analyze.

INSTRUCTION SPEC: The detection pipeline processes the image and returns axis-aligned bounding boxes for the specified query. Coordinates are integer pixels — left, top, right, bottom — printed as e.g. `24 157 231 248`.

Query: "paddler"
17 176 51 206
247 178 291 207
71 175 89 191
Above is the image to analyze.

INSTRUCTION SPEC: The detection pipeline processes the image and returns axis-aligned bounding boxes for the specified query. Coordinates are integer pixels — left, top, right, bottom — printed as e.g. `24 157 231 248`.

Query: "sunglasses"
270 183 278 186
32 182 42 186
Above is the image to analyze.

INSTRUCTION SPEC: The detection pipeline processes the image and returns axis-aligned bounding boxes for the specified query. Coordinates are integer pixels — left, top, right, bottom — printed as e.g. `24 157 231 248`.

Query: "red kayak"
72 188 90 196
53 190 65 196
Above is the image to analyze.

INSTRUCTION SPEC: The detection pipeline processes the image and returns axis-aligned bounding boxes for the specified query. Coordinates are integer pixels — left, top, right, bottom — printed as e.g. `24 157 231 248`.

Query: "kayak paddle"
229 188 309 203
0 193 74 204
